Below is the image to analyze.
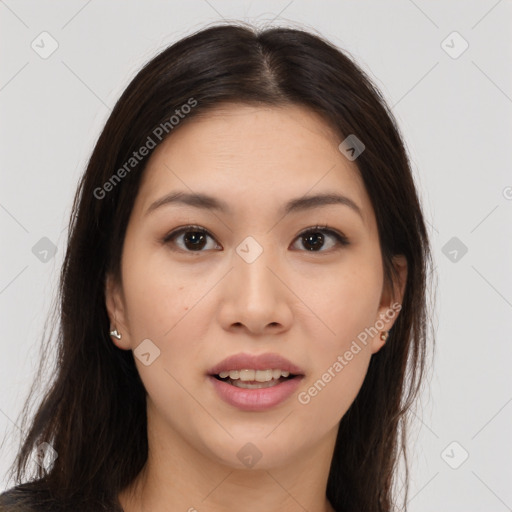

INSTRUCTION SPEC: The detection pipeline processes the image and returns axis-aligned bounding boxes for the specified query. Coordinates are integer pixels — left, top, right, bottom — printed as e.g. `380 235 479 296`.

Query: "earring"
110 328 122 340
380 331 389 342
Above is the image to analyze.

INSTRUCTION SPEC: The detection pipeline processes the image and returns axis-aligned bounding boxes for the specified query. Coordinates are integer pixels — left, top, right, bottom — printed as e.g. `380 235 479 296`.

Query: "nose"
217 243 293 336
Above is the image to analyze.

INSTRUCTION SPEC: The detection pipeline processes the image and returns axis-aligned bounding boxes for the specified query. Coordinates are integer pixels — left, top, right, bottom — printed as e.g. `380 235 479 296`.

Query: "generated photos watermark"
297 301 402 405
93 97 197 200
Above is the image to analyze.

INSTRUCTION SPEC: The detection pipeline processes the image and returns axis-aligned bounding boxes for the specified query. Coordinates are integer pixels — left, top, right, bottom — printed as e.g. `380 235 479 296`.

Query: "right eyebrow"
145 191 232 216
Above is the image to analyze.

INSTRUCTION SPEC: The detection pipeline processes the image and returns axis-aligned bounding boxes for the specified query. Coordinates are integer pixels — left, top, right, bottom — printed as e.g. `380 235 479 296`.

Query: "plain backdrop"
1 1 511 511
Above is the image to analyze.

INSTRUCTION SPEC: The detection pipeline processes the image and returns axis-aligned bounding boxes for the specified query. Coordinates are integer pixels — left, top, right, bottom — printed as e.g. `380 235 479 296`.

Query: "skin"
106 103 407 512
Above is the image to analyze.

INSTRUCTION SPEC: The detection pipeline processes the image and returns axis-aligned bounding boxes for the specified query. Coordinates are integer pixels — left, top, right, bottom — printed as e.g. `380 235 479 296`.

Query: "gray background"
1 1 511 511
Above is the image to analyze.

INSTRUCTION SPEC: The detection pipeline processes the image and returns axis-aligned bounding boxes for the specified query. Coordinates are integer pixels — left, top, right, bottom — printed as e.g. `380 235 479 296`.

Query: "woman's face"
106 103 406 470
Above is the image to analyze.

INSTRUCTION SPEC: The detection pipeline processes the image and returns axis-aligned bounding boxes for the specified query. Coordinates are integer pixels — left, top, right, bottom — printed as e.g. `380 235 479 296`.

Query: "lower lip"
207 375 304 412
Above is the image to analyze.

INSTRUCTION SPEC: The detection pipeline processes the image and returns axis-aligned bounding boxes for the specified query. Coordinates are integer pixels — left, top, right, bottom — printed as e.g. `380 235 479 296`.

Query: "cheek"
297 254 383 353
120 240 217 392
120 239 208 341
295 288 378 430
297 348 371 429
293 256 382 419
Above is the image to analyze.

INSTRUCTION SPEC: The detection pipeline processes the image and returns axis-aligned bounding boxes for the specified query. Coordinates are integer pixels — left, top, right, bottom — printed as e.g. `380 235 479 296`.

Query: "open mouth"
212 372 300 389
207 365 305 410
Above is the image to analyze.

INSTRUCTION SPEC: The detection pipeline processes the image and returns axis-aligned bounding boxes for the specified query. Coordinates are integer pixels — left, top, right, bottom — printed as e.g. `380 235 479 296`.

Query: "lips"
206 352 306 411
207 352 305 376
208 373 304 411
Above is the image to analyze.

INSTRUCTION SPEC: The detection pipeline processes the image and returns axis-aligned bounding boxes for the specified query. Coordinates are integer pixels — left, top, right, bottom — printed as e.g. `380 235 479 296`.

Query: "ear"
105 272 132 350
370 254 408 354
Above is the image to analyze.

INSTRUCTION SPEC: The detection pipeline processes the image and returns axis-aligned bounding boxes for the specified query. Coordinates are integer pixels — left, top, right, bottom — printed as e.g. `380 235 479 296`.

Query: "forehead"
150 102 345 166
134 103 373 227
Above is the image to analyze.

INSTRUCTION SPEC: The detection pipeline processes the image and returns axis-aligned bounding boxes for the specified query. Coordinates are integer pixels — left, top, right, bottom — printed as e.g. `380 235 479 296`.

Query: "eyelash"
162 224 350 254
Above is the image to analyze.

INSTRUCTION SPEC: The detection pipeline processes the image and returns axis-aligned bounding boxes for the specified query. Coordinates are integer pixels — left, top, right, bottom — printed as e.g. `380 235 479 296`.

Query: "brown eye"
163 225 220 252
162 224 349 254
292 226 349 252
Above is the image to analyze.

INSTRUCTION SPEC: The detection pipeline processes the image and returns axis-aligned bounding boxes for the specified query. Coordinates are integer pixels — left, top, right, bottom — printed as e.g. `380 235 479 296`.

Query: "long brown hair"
2 21 434 512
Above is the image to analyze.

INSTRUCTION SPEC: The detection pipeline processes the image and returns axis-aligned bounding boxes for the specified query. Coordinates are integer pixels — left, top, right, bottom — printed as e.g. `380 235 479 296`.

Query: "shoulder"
0 483 124 512
0 483 52 511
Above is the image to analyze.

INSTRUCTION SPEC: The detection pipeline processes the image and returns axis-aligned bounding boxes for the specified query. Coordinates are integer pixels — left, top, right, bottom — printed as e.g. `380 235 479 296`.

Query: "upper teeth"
218 369 291 382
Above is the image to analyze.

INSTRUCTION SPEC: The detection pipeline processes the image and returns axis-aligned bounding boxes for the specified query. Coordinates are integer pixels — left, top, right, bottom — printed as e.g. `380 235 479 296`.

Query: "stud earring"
380 331 389 342
110 328 122 340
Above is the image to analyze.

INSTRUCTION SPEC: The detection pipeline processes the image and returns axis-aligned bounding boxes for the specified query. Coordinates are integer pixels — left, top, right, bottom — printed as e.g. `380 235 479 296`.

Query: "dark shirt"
0 484 42 511
0 484 124 512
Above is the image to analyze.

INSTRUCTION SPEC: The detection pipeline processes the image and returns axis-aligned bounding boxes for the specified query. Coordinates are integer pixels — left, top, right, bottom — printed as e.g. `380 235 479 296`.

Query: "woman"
0 22 433 512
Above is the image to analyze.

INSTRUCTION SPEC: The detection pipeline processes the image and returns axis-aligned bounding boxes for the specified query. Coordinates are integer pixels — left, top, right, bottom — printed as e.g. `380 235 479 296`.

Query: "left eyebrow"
145 191 364 222
282 192 364 221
